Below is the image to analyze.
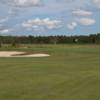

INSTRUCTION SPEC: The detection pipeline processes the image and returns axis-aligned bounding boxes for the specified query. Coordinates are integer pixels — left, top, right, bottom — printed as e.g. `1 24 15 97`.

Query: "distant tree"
11 41 17 47
0 33 100 44
0 42 2 48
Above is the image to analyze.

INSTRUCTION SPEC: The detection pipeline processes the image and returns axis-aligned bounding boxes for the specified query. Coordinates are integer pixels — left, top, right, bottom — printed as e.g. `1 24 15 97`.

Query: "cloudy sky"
0 0 100 36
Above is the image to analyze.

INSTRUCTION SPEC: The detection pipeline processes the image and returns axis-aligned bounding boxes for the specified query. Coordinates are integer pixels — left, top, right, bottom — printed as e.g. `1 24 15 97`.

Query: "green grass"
0 45 100 100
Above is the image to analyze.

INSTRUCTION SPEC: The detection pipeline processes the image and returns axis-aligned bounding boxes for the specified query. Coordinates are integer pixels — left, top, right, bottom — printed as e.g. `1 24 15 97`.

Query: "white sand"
0 51 50 57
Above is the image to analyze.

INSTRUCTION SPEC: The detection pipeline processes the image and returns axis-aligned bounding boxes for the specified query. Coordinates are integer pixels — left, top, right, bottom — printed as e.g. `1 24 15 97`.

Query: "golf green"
0 45 100 100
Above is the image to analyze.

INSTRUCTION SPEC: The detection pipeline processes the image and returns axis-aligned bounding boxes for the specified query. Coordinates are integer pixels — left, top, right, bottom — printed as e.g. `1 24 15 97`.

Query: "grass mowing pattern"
0 45 100 100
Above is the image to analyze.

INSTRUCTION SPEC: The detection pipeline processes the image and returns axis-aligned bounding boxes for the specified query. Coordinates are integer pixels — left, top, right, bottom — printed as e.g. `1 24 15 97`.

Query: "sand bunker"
0 51 50 57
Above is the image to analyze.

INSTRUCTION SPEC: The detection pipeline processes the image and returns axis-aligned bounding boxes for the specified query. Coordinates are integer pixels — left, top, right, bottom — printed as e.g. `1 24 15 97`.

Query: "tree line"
0 33 100 46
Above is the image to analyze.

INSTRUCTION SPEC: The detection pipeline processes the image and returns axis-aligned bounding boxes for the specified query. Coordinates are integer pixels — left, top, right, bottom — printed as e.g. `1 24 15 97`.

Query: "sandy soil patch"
0 51 50 57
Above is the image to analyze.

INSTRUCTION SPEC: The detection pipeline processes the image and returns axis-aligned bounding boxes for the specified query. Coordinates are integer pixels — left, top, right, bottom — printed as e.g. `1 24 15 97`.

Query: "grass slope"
0 45 100 100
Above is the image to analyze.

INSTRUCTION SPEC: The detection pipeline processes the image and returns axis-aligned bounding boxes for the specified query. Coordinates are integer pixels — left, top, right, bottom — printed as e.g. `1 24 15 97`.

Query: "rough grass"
0 45 100 100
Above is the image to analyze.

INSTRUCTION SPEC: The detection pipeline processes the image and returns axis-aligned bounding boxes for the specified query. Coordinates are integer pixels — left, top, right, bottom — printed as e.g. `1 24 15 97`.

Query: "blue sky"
0 0 100 36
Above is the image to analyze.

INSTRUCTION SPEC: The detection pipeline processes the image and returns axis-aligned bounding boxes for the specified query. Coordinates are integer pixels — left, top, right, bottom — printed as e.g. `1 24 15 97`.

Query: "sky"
0 0 100 36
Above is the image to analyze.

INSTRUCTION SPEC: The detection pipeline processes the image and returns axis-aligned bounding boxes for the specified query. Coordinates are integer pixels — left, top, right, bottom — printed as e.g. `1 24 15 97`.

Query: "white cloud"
22 18 62 31
77 18 96 26
1 0 42 7
15 0 42 7
67 22 77 30
0 0 99 35
0 17 8 23
72 9 93 16
0 25 12 34
0 29 9 33
92 0 100 9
